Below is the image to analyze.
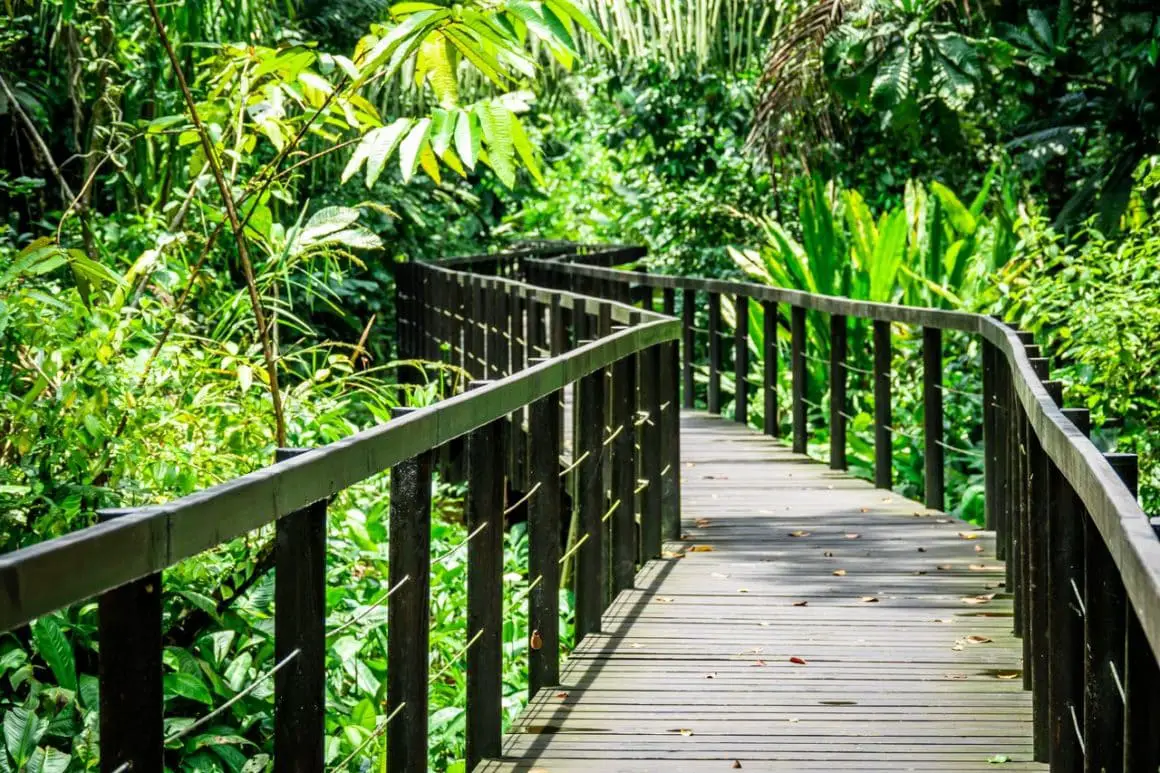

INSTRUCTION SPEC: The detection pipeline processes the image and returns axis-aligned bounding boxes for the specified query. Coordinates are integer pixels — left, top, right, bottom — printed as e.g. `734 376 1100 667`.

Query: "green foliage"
999 162 1160 511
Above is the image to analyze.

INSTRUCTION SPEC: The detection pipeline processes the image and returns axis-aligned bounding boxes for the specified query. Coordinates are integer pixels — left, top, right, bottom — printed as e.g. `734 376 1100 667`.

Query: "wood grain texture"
483 412 1045 772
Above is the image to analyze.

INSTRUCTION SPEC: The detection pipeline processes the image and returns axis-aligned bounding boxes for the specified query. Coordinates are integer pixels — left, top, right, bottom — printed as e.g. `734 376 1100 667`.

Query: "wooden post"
528 390 562 696
982 339 998 531
386 430 433 773
610 354 637 594
873 320 892 489
662 288 675 317
922 327 944 510
1083 454 1131 773
574 367 606 642
660 339 681 541
640 344 664 562
682 289 695 409
708 292 721 414
829 313 847 471
466 402 504 771
272 448 327 773
791 305 807 455
1049 410 1087 773
763 301 778 438
97 509 163 773
734 295 749 425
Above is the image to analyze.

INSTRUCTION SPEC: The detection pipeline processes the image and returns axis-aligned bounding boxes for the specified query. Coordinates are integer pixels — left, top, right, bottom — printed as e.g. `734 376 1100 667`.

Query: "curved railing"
513 243 1160 772
0 258 680 772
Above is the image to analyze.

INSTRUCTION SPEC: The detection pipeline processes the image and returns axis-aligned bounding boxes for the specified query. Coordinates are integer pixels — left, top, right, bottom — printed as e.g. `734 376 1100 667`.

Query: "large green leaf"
164 672 215 705
31 616 76 692
3 707 41 767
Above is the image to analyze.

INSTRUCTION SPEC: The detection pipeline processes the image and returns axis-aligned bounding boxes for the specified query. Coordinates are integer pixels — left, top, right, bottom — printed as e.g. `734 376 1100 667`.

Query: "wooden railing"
513 244 1160 773
0 259 680 772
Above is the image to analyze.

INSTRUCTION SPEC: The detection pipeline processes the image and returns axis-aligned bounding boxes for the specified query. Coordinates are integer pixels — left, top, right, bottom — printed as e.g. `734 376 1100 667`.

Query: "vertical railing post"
982 339 998 531
610 354 637 595
662 288 675 317
829 313 848 471
640 344 663 561
466 397 504 771
528 388 562 697
1049 407 1088 773
734 295 749 425
661 338 681 541
1083 453 1132 773
273 448 327 773
791 305 808 455
708 292 722 414
574 366 606 642
873 320 892 489
763 301 778 438
682 289 695 409
922 327 944 510
97 509 163 773
386 423 433 773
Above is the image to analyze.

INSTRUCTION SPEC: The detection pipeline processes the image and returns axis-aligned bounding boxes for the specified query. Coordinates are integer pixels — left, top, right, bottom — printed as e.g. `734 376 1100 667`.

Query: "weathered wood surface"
481 412 1044 772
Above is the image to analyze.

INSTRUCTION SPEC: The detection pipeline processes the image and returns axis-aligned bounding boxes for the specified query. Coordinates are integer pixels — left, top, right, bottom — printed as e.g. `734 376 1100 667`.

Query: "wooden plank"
482 412 1046 773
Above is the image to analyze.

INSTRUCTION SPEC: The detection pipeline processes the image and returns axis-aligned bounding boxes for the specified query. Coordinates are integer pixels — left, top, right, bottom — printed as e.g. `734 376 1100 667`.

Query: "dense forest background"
1 0 1158 770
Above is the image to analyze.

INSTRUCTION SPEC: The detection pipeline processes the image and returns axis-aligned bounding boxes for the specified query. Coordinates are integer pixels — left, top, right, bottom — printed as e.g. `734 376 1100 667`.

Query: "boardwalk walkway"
481 411 1045 772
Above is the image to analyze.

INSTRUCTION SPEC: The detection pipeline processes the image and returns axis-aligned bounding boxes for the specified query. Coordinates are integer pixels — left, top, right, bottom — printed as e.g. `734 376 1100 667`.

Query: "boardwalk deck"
480 411 1046 772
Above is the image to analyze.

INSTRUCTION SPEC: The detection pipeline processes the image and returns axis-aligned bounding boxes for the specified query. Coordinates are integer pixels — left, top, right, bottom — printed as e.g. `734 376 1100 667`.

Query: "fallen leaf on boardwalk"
833 569 847 576
789 656 808 665
913 570 928 575
704 672 717 679
655 596 675 603
630 643 643 649
937 564 952 571
961 593 997 605
555 691 569 699
975 545 985 553
944 673 968 680
917 546 927 552
823 551 834 557
930 618 953 624
695 518 712 528
685 462 696 468
860 596 879 603
959 532 979 540
995 672 1020 680
952 644 964 651
737 588 750 593
758 621 771 626
792 600 809 607
688 545 715 552
751 660 767 667
681 533 694 540
965 635 993 644
661 551 685 559
987 754 1011 764
732 761 743 769
970 564 1001 571
788 530 811 538
669 728 694 736
936 518 951 524
845 533 861 539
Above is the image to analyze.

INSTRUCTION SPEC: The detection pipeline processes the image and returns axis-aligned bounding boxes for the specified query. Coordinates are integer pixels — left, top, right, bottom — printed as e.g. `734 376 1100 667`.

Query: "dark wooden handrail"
520 246 1160 772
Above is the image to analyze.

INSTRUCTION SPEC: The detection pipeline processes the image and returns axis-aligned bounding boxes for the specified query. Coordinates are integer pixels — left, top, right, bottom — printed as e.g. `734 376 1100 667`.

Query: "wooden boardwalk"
480 411 1045 772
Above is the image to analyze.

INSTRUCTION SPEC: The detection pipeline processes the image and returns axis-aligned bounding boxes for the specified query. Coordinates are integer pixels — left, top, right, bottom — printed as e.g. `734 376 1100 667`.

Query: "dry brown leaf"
688 545 715 552
845 533 861 539
704 672 717 679
832 569 847 576
695 518 712 528
789 656 808 665
860 596 879 603
732 762 743 769
959 532 979 540
917 546 927 552
530 630 543 650
661 550 685 559
669 728 693 736
913 570 928 575
555 691 569 699
944 672 968 680
788 530 811 538
961 593 997 605
859 507 870 513
965 635 993 644
792 600 809 607
737 588 750 594
823 551 835 557
937 564 952 571
655 596 675 603
996 671 1021 680
974 544 985 553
